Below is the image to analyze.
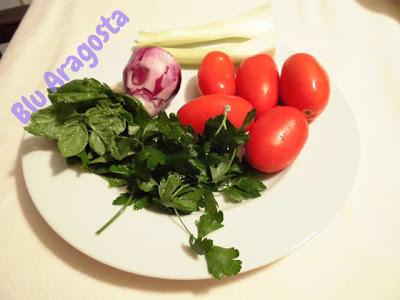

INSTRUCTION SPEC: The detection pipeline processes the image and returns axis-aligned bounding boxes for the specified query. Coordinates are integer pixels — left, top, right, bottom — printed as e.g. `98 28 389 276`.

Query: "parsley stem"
173 208 193 236
215 105 231 135
225 148 237 173
172 183 190 198
96 196 131 235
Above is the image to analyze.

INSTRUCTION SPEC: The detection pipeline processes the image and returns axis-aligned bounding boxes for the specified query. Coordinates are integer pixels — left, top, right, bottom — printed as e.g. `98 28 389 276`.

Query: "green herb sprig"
25 78 266 279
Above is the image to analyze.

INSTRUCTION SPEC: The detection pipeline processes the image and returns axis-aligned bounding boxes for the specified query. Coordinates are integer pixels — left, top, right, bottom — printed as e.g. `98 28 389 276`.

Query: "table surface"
1 0 400 299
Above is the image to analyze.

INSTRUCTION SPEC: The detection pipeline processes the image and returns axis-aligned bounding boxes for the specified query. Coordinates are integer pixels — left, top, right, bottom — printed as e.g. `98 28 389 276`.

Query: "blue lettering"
21 96 38 112
57 62 70 81
87 34 103 51
44 71 64 92
12 9 130 124
11 102 31 124
101 16 120 34
66 55 84 72
30 90 48 108
112 10 130 27
96 24 109 43
77 43 98 68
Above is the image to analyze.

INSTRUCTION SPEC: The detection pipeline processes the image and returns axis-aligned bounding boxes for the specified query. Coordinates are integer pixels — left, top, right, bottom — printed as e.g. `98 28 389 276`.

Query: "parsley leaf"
210 150 237 183
112 193 134 206
133 196 151 210
189 236 213 255
173 188 203 212
158 173 182 204
205 245 242 280
225 176 267 203
203 190 219 214
240 109 256 130
138 147 167 169
158 174 201 212
196 211 224 238
138 178 158 193
189 235 242 279
204 108 249 152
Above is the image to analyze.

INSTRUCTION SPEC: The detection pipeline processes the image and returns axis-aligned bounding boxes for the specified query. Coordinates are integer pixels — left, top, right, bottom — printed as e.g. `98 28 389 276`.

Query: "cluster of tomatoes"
178 51 330 173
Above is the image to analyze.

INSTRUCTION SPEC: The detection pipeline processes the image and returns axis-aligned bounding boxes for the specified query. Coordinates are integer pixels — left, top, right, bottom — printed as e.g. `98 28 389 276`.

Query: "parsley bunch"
25 78 266 279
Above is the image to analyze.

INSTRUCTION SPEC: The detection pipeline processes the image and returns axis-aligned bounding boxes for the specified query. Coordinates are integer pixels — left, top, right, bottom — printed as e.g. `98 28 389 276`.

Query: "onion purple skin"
123 47 182 117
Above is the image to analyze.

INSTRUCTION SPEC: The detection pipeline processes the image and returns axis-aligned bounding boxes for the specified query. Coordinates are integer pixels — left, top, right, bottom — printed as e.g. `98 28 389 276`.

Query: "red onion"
123 47 181 116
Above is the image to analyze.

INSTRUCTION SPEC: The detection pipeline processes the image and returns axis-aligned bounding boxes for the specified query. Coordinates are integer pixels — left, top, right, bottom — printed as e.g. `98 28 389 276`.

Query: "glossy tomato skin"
198 51 236 95
245 106 308 173
236 54 279 118
280 53 330 122
177 95 253 134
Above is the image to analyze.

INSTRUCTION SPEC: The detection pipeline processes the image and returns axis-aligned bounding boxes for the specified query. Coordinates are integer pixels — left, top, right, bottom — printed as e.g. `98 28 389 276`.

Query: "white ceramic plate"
22 39 360 280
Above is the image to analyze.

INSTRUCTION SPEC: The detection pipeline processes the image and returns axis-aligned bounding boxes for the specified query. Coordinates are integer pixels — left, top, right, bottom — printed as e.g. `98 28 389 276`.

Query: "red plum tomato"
198 51 236 95
245 106 309 173
236 54 279 118
178 94 254 134
280 53 330 122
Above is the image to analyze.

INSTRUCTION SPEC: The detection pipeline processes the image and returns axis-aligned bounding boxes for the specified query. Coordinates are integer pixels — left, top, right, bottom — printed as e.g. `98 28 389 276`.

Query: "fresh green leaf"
210 150 236 183
225 176 266 202
204 110 228 137
189 236 213 255
48 79 110 105
157 112 186 141
235 176 266 192
205 245 242 279
112 93 151 124
52 78 107 94
89 155 109 164
141 119 159 141
54 103 81 121
203 190 219 214
109 137 138 160
138 178 158 192
210 161 231 183
128 124 140 136
112 193 134 206
224 187 250 203
57 121 88 157
158 174 202 212
167 153 205 177
76 149 90 169
49 92 109 105
133 196 151 210
158 173 182 204
240 109 256 130
173 188 203 212
24 106 60 139
138 147 166 169
89 131 106 155
204 112 249 152
100 175 128 187
86 104 126 137
196 211 224 238
108 164 131 176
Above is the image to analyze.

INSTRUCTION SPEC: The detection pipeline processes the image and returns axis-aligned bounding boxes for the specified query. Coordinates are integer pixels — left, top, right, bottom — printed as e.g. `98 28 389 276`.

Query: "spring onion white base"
162 32 276 66
136 4 275 47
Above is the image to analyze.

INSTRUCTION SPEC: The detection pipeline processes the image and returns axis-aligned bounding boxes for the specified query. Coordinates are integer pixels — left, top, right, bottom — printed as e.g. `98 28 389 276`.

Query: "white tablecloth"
1 0 400 298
